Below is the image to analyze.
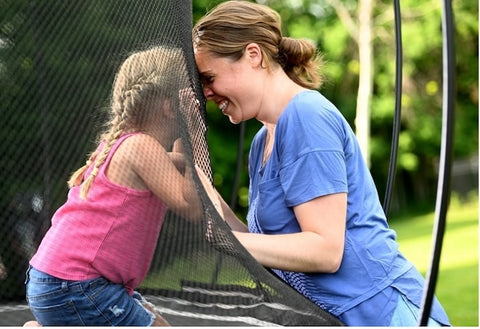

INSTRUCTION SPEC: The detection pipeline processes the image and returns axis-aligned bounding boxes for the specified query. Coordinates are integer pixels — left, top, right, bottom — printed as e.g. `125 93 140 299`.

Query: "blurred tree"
0 0 476 223
194 0 478 216
323 0 374 167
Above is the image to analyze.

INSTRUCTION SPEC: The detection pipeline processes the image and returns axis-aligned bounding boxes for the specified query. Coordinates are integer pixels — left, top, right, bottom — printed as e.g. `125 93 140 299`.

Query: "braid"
77 67 155 199
68 46 184 200
67 149 99 189
79 112 127 199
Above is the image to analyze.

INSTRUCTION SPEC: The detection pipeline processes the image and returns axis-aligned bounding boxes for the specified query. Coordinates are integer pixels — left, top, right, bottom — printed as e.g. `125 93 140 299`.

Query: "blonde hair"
68 46 187 199
193 0 323 89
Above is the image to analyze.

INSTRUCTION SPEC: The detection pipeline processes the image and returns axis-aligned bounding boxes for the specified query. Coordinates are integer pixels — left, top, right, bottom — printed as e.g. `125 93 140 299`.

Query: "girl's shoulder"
117 133 168 160
119 132 162 148
105 133 164 190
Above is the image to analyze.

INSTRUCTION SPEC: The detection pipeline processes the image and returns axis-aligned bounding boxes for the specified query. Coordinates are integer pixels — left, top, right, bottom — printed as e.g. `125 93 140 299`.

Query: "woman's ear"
244 43 263 68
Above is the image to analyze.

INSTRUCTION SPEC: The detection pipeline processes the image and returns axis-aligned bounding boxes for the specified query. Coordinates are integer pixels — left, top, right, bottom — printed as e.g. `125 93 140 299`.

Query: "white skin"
195 43 347 273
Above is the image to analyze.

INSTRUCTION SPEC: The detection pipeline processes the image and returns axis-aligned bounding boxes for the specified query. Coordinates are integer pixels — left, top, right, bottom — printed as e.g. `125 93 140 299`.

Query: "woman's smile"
218 99 229 114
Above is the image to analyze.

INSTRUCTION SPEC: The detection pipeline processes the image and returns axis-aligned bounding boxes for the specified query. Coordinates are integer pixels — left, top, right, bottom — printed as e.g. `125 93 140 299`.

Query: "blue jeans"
390 293 443 326
25 266 155 326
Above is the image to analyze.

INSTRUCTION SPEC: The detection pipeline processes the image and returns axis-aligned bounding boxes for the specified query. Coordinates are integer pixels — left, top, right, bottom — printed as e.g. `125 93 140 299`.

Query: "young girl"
24 46 218 326
193 1 450 326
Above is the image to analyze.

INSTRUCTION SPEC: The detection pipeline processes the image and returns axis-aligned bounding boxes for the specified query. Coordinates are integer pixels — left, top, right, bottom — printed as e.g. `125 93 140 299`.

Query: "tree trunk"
355 0 374 167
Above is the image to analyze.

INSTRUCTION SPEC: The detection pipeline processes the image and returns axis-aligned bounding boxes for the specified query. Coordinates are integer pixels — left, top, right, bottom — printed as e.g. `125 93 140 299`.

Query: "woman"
193 1 450 326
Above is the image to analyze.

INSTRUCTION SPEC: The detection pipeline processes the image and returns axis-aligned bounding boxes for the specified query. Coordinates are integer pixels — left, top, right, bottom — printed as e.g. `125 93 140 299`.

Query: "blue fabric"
389 293 442 326
247 90 450 326
25 266 155 326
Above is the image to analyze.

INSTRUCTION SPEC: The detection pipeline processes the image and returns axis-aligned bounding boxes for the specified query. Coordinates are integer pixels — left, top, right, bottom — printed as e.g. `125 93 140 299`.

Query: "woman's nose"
203 85 214 99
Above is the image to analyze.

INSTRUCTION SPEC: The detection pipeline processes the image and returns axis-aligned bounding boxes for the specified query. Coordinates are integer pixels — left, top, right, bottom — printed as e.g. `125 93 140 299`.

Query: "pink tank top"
30 133 168 294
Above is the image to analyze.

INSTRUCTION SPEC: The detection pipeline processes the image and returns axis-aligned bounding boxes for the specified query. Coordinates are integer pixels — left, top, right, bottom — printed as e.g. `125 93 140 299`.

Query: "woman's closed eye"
201 75 214 85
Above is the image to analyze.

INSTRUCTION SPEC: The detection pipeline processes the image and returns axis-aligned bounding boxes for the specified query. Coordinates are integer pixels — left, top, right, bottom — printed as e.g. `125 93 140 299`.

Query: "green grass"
141 251 260 291
389 194 478 326
141 194 478 326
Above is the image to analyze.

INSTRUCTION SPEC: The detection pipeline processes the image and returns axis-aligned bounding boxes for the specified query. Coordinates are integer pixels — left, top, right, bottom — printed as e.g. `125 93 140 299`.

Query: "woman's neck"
258 68 307 125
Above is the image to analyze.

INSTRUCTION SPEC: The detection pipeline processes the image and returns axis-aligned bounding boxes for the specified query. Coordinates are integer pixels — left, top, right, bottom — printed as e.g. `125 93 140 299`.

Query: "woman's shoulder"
279 90 340 127
289 90 337 114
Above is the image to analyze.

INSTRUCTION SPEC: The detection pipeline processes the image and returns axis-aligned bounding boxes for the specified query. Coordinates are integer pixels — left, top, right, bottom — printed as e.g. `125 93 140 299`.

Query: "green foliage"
196 0 478 216
1 0 477 218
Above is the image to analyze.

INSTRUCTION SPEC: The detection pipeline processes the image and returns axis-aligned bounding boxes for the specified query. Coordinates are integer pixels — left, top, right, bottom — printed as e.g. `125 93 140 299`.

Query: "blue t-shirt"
247 90 449 326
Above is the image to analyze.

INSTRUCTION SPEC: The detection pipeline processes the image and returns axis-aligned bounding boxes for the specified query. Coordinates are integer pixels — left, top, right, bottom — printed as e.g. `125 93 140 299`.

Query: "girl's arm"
233 192 346 273
125 134 204 220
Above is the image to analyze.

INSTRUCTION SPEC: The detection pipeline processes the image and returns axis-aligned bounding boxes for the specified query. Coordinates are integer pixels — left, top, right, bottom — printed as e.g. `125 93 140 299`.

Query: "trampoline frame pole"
418 0 456 325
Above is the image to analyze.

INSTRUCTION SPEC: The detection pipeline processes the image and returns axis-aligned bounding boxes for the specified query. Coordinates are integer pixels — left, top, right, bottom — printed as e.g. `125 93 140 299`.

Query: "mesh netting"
0 0 343 325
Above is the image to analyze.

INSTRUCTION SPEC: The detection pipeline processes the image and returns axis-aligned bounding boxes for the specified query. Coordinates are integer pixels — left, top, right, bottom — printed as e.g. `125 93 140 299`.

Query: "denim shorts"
389 293 442 326
25 266 155 326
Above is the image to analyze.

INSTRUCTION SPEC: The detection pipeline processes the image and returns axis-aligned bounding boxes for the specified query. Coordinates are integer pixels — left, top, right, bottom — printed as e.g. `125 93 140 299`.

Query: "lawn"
389 194 478 326
142 194 478 326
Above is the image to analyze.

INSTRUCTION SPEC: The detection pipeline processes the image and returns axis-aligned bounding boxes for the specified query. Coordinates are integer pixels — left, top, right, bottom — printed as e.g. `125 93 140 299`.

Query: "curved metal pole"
418 0 456 325
230 121 245 210
383 0 402 216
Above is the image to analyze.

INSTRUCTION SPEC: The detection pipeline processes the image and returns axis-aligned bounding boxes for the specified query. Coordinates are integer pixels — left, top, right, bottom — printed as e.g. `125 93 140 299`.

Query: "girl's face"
194 47 263 124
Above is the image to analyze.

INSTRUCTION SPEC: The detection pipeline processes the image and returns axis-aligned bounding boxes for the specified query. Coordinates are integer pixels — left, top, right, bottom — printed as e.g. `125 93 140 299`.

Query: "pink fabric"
30 133 168 294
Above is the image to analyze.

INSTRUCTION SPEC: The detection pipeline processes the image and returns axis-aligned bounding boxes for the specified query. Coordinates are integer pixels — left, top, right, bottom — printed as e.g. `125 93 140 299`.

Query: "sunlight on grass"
140 195 478 326
141 252 259 291
390 195 478 326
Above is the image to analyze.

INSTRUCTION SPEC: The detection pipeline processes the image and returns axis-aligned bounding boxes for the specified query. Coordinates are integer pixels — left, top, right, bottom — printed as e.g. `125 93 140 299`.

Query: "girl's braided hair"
68 46 186 199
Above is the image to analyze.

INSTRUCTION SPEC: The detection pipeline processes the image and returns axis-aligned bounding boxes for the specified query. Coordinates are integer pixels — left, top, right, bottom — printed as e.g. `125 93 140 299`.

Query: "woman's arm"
233 192 346 273
194 167 249 232
216 191 249 232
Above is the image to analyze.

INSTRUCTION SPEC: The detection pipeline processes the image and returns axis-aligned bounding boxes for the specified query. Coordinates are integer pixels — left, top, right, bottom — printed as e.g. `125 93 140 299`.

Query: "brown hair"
68 46 186 199
193 0 323 89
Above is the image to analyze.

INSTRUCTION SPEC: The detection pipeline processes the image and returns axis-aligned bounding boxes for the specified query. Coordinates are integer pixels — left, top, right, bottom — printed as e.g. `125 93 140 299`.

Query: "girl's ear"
244 43 263 68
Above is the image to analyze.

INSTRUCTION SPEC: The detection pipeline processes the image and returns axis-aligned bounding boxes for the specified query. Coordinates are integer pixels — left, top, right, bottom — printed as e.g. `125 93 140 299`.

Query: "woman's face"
194 47 263 124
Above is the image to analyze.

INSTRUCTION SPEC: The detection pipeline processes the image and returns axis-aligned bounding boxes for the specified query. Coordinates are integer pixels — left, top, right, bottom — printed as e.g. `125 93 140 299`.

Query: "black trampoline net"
0 0 343 326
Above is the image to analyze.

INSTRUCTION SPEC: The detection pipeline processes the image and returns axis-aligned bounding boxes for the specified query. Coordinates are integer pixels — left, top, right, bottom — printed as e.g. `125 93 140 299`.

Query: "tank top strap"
98 132 140 175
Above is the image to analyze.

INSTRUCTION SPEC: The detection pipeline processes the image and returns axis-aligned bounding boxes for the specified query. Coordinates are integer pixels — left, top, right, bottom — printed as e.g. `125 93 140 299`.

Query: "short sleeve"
280 150 347 206
275 91 349 206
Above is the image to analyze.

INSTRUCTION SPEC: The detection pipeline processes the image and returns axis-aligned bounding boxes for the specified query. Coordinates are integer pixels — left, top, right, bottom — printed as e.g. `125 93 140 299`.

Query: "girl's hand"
168 138 186 174
23 321 41 327
142 300 170 326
